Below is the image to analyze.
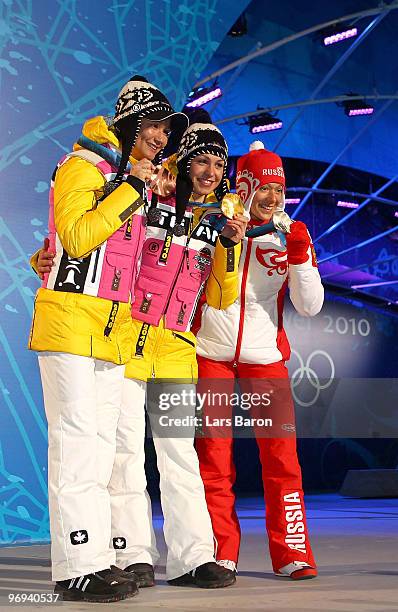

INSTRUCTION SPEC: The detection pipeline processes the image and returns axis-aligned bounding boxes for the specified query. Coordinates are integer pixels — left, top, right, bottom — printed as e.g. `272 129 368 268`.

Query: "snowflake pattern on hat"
179 130 199 154
176 123 228 165
114 79 172 123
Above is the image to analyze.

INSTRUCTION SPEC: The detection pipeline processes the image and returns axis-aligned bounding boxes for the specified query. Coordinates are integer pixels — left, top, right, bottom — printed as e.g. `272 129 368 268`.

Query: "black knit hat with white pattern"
112 75 187 186
175 109 229 223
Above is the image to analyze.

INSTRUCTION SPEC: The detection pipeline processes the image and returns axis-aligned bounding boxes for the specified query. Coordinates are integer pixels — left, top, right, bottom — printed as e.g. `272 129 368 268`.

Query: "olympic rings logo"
290 349 335 407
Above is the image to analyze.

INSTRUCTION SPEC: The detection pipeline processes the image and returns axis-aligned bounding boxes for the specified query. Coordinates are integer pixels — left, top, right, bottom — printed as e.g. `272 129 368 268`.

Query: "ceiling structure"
193 0 398 309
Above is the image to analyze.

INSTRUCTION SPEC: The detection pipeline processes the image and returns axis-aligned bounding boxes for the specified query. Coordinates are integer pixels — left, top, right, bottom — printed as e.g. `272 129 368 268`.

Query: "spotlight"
321 24 358 46
186 82 222 108
248 111 282 133
285 198 301 205
342 96 374 117
346 105 374 116
337 201 359 209
228 13 247 37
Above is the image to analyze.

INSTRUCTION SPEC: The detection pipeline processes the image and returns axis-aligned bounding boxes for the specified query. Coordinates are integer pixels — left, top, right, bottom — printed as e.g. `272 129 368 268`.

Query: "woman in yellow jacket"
34 112 246 590
29 75 187 603
109 115 247 589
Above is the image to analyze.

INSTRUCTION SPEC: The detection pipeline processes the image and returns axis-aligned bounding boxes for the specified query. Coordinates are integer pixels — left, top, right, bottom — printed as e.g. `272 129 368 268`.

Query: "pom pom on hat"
249 140 265 151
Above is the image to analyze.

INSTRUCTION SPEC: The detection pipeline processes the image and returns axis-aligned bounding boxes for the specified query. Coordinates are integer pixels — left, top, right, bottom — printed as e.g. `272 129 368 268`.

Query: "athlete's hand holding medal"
219 194 249 243
245 209 294 238
147 165 176 198
129 158 156 183
143 153 178 198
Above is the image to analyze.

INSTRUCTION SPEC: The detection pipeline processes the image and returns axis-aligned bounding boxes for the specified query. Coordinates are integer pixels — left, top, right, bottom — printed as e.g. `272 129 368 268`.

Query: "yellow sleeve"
54 157 144 259
30 249 41 275
205 238 241 309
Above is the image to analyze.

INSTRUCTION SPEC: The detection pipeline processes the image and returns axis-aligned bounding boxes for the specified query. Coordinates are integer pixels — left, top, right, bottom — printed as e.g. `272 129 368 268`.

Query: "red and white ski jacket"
196 228 324 365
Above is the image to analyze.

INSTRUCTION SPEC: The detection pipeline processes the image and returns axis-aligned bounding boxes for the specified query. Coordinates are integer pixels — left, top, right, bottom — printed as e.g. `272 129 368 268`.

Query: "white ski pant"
38 352 125 581
109 378 215 580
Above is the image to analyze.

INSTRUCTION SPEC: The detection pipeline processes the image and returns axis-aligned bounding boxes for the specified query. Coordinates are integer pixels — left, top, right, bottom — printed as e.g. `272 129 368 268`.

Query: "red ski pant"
195 356 316 572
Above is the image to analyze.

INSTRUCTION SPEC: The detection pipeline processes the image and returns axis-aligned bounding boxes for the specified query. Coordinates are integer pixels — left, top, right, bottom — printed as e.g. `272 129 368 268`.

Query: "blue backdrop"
0 0 250 546
1 0 397 547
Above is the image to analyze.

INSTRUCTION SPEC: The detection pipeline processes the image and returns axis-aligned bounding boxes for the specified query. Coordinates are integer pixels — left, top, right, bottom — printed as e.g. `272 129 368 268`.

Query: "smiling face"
189 154 225 201
132 118 171 161
250 182 284 222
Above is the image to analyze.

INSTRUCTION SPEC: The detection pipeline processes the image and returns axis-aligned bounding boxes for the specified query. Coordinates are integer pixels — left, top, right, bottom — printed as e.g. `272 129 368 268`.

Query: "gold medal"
220 193 245 219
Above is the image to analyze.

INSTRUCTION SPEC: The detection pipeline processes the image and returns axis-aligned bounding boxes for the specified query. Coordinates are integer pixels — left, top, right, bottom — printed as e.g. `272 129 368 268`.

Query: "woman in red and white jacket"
195 141 324 580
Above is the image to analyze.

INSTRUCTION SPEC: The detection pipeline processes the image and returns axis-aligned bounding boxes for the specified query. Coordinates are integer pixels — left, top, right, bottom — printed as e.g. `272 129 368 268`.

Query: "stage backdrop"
1 1 397 547
0 0 251 546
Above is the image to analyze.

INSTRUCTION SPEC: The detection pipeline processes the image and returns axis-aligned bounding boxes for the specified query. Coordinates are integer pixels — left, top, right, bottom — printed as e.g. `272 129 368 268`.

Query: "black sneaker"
54 568 139 602
124 563 155 588
168 562 236 589
109 565 141 585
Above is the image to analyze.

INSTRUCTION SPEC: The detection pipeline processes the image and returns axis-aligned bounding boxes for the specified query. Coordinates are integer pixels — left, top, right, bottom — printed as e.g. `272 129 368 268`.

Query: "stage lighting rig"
185 82 222 108
321 23 358 46
337 200 359 209
285 198 301 205
245 110 283 133
341 95 374 117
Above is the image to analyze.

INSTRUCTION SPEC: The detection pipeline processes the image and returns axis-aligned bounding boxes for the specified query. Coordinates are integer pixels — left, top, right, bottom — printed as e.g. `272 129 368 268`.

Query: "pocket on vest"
167 287 198 329
97 252 132 302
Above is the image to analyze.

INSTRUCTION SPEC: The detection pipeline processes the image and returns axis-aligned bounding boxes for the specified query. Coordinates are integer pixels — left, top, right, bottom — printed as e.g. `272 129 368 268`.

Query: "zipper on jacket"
162 212 205 325
154 210 199 327
161 222 192 320
233 238 252 365
172 331 195 348
162 249 187 319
